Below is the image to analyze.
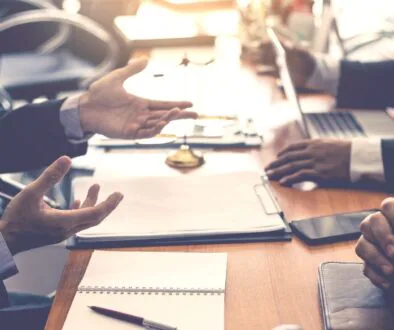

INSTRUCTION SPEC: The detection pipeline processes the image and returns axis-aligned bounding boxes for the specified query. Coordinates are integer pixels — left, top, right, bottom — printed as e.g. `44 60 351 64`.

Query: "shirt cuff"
350 138 385 183
0 233 17 281
305 55 341 96
60 95 93 144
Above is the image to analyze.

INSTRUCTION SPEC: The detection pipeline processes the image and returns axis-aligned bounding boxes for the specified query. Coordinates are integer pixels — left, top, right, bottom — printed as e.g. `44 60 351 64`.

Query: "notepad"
72 171 286 244
63 251 227 330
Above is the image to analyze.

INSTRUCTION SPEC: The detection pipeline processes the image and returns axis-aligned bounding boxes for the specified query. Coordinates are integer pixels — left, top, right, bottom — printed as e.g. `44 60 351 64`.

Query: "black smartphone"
290 209 379 245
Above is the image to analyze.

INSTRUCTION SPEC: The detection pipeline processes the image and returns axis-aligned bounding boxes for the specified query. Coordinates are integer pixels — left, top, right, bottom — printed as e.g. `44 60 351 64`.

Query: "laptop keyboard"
306 112 367 138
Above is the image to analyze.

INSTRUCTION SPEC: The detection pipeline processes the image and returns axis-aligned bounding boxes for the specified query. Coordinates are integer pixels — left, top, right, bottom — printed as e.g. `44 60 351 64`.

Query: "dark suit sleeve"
336 60 394 110
381 139 394 186
0 100 87 173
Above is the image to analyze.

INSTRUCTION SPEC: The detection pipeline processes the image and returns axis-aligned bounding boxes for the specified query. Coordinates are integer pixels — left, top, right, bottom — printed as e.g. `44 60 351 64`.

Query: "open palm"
79 58 197 139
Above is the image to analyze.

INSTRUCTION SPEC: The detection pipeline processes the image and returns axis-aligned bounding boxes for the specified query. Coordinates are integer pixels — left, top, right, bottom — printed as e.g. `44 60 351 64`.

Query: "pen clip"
143 319 177 330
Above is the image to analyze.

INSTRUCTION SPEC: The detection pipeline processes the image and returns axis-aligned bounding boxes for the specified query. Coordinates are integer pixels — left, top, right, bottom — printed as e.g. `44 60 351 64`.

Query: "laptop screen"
267 28 311 139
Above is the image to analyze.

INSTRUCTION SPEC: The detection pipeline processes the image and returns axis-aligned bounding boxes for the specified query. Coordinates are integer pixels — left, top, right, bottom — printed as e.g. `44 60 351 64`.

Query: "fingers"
71 192 123 229
171 110 198 120
147 99 193 110
28 156 72 197
81 184 100 208
123 108 198 139
265 150 309 171
360 211 394 259
277 169 319 186
355 236 394 278
71 200 81 209
116 58 149 81
55 192 124 232
135 122 168 139
277 141 309 157
266 160 312 180
144 108 197 126
380 198 394 231
363 263 392 290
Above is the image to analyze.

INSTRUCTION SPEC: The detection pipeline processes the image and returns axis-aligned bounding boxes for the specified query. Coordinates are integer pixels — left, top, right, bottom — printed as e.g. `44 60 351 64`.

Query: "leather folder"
318 262 394 330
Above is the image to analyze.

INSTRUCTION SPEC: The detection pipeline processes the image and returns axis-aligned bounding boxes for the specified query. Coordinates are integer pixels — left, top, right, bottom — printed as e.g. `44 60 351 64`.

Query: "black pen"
88 306 177 330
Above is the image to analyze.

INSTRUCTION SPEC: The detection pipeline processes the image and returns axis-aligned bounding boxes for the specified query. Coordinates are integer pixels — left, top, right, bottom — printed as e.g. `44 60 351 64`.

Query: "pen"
88 306 177 330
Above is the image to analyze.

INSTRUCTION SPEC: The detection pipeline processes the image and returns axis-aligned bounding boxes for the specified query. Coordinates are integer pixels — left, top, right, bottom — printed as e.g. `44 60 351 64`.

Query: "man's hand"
0 156 123 255
79 58 197 140
265 139 351 186
355 198 394 290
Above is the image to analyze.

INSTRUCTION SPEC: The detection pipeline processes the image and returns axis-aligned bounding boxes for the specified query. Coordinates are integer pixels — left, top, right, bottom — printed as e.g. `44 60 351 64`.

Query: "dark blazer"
335 61 394 186
0 99 87 173
382 139 394 186
337 60 394 110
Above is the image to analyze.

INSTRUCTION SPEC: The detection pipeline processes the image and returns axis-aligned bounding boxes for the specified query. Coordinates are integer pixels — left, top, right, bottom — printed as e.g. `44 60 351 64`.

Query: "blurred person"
261 41 394 187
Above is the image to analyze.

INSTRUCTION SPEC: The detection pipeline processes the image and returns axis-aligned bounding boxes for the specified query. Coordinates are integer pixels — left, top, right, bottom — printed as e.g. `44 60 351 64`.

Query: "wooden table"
45 44 390 330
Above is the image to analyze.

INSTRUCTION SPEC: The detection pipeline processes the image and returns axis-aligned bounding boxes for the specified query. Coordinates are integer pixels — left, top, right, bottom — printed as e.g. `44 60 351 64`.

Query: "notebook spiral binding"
78 285 224 296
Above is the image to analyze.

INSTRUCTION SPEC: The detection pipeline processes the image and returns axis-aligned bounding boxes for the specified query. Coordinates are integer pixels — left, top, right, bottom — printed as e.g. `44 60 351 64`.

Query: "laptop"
267 27 394 140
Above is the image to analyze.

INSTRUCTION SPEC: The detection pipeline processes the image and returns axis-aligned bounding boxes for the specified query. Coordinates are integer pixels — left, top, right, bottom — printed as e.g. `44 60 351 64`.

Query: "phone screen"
290 210 378 245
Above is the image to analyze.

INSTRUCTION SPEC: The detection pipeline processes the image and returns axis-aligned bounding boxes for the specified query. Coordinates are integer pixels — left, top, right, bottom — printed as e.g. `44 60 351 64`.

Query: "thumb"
29 156 72 197
116 58 149 81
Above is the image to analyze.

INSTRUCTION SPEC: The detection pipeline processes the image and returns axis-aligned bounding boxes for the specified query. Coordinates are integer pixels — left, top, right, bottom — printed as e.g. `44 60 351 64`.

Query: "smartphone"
290 209 379 245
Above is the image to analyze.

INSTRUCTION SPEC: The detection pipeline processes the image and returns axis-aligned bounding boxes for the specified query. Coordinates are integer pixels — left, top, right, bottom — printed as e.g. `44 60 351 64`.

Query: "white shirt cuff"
350 138 384 183
60 94 94 144
305 55 341 96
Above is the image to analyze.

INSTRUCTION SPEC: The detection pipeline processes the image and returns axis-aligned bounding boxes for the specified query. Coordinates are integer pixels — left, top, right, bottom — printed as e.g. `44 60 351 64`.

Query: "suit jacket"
0 99 87 173
336 61 394 186
0 99 87 307
337 60 394 109
382 139 394 186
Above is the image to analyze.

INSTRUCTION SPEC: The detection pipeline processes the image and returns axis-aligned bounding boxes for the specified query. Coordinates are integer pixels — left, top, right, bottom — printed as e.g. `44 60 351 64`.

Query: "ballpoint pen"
89 306 178 330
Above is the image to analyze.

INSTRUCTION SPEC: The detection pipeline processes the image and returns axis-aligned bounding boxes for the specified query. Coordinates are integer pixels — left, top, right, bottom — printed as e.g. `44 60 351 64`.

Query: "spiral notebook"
63 251 227 330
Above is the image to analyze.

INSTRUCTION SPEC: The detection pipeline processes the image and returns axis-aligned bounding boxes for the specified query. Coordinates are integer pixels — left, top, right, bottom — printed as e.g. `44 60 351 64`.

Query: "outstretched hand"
79 58 197 140
0 156 123 255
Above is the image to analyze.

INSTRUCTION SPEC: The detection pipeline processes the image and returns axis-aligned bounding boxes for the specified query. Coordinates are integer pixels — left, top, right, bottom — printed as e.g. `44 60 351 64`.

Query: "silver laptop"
267 27 394 140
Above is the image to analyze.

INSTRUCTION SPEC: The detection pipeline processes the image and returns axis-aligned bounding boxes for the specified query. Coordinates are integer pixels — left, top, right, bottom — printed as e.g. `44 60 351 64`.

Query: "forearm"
337 60 394 109
0 100 87 173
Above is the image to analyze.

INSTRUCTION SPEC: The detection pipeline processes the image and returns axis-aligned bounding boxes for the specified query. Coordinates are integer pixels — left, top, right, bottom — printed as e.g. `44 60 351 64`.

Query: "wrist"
79 92 96 134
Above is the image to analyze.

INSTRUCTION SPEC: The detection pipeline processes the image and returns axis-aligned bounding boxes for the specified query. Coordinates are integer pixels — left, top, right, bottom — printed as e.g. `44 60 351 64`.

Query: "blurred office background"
1 0 394 296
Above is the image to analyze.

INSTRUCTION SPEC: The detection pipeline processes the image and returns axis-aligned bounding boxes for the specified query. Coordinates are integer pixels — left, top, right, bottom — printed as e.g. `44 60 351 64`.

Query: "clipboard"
67 172 292 249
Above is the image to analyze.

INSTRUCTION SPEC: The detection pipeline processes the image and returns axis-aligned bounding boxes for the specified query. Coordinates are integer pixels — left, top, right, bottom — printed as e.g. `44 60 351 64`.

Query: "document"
73 171 285 242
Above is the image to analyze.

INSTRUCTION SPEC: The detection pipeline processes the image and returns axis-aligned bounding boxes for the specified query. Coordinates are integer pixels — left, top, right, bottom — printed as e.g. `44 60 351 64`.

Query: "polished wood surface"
45 35 390 330
45 133 389 330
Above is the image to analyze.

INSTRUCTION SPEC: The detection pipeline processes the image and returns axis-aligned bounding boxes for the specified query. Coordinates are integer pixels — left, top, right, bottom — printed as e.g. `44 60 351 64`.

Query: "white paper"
80 251 227 290
74 171 285 240
63 251 227 330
